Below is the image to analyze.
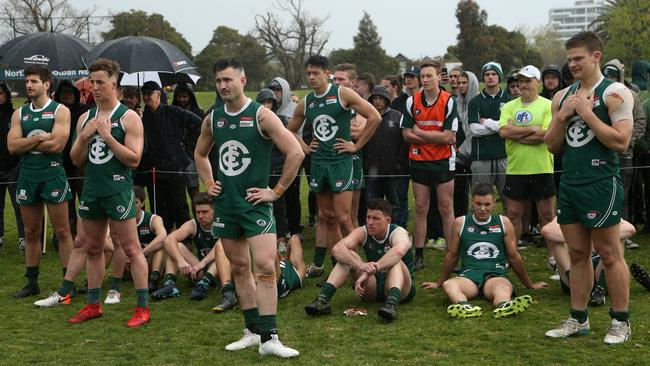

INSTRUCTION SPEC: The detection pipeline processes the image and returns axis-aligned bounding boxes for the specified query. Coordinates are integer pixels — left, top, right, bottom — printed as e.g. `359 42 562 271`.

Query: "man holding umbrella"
69 58 150 327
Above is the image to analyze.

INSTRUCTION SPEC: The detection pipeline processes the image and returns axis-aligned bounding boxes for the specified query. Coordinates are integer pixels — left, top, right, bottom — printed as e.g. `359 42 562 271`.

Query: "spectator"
381 75 402 103
393 66 421 115
455 71 480 218
506 69 521 98
120 86 142 118
540 65 563 100
140 81 201 232
630 60 650 92
0 82 24 248
448 67 462 95
561 62 574 88
363 86 409 227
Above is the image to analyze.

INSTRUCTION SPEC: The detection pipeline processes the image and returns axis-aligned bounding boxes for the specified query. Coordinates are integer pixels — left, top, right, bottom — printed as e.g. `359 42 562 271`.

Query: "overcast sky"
70 0 572 58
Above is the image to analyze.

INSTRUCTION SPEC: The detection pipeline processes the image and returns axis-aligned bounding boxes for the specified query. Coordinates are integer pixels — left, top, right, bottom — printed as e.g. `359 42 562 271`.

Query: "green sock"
313 246 327 267
260 314 278 343
57 279 75 297
221 282 236 294
200 272 216 287
330 255 337 267
136 288 148 307
243 307 260 333
319 282 337 302
570 308 589 324
609 308 630 322
163 273 177 286
25 266 39 288
150 271 161 281
386 287 401 305
87 287 101 305
110 277 123 291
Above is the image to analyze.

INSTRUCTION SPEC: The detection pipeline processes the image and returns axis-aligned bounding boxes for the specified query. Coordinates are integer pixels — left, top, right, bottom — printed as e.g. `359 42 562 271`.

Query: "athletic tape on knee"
256 272 277 283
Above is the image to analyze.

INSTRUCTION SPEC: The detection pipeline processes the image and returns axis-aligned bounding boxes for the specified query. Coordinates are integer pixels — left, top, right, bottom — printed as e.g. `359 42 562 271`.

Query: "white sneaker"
545 317 591 338
604 319 631 344
104 290 121 304
259 334 299 358
550 270 560 281
225 328 261 351
34 292 71 307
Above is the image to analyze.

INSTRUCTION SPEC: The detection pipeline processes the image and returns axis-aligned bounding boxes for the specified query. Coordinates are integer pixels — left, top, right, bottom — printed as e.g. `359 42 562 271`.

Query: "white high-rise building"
549 0 605 41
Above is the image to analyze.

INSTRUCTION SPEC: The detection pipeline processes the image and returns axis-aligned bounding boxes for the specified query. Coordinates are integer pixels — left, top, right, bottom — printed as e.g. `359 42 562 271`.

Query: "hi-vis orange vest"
409 90 455 162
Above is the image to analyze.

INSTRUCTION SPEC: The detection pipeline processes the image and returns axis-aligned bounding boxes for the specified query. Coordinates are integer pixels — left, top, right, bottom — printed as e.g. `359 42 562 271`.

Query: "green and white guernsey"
136 211 157 246
559 77 620 185
363 223 414 278
192 219 218 260
459 214 508 273
211 98 273 211
304 84 354 164
19 99 65 181
82 103 133 197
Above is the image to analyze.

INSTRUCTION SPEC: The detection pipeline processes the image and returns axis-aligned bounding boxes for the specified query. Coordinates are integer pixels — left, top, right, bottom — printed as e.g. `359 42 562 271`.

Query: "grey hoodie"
456 71 479 159
269 77 297 121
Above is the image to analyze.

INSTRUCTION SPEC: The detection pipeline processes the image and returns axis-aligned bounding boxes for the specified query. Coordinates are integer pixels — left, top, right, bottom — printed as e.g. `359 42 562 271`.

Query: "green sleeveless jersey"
136 211 157 245
18 99 65 182
82 103 133 197
211 99 273 211
192 219 218 260
363 223 414 278
559 77 620 185
459 214 508 272
305 84 354 164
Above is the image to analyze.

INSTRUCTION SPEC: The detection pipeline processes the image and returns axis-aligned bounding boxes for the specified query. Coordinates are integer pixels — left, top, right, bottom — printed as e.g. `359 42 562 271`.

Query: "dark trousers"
620 157 634 221
303 157 318 220
147 175 190 231
0 166 24 238
454 162 470 217
365 176 408 228
285 169 302 235
66 168 84 235
270 172 289 237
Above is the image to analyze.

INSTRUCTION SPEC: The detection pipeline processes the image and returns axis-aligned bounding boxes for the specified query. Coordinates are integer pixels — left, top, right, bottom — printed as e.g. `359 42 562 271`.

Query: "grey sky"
70 0 570 58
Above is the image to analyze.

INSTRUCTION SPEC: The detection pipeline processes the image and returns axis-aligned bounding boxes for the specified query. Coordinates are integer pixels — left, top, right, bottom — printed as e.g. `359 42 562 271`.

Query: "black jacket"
54 79 90 171
363 108 409 176
0 83 17 171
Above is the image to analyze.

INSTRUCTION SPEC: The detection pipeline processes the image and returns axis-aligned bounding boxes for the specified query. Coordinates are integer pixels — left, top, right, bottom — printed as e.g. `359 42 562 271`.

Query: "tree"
102 10 192 57
522 26 566 67
255 0 329 88
329 12 399 79
592 0 650 66
1 0 95 41
195 26 271 91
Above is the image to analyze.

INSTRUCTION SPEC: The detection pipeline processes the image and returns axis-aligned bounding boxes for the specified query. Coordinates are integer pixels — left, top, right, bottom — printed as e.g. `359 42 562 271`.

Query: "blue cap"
404 66 420 77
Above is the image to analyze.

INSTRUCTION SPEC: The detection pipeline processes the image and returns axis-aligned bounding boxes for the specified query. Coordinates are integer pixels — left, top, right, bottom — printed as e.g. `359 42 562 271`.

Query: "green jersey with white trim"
192 219 218 260
363 223 414 278
136 211 157 246
459 214 508 272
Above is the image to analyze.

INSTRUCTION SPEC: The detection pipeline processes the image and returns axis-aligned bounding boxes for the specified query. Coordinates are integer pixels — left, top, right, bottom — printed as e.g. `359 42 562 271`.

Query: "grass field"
2 93 650 365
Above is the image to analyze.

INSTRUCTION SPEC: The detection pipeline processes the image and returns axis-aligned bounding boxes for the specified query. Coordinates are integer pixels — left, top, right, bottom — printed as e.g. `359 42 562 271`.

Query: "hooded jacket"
54 79 90 171
0 82 18 171
540 65 563 100
603 59 646 158
173 83 205 120
631 60 650 91
256 88 286 172
456 71 479 160
268 77 297 122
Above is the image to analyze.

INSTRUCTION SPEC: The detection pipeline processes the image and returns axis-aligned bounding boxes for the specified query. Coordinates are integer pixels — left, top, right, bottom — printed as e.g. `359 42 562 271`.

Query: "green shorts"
78 189 137 221
16 174 71 205
212 204 276 239
278 260 303 298
459 269 509 295
351 154 365 190
374 273 416 303
557 176 623 228
309 158 354 193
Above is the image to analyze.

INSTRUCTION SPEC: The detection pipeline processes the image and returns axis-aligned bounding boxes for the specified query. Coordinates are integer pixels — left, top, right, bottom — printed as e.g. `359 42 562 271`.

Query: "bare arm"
375 228 411 272
163 220 196 263
7 109 43 154
340 86 381 152
575 86 633 153
402 127 427 145
412 125 456 145
503 216 547 289
94 111 143 169
330 227 366 271
287 98 312 155
193 114 218 191
545 89 571 155
141 215 168 256
33 105 70 153
69 111 93 168
350 114 366 140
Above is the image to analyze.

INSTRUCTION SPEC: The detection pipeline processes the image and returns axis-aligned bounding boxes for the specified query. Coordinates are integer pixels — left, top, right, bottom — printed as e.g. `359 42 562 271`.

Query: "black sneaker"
151 284 181 300
190 285 208 301
13 285 40 298
305 297 332 316
148 277 159 292
589 285 607 306
212 291 238 313
631 263 650 291
414 257 424 271
377 302 398 321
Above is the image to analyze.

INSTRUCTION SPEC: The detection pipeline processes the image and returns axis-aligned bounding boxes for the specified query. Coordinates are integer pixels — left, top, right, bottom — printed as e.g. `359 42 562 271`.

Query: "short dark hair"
305 55 329 70
121 86 140 102
420 61 441 74
472 182 495 197
334 63 357 80
356 73 376 91
88 58 120 79
193 192 214 208
134 186 146 202
213 58 244 75
366 198 392 216
24 64 52 84
382 75 402 91
565 31 603 53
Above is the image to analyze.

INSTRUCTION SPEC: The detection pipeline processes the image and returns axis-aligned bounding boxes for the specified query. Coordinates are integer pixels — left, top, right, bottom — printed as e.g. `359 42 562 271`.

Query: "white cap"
517 65 541 80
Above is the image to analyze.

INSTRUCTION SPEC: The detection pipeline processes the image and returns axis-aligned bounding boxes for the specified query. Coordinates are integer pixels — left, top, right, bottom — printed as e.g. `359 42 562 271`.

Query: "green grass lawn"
2 175 650 366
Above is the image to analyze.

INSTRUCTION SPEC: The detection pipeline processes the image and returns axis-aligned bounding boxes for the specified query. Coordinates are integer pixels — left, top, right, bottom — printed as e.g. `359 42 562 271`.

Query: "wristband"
272 183 286 197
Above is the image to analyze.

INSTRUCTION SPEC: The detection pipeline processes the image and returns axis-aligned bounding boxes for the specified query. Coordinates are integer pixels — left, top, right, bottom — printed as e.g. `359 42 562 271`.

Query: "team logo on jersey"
488 225 501 233
313 114 338 141
116 205 126 213
89 136 114 164
415 109 421 115
229 124 236 129
216 119 226 128
239 116 254 127
256 219 267 227
139 227 151 235
514 110 533 125
309 178 318 187
42 112 54 119
593 96 601 108
335 179 344 188
318 103 324 108
17 189 27 200
309 102 316 108
26 129 47 154
467 226 475 233
387 120 395 128
591 159 607 167
213 218 225 228
22 114 32 121
586 210 600 220
326 96 337 105
219 140 252 176
566 116 595 147
50 189 61 198
612 211 618 216
113 174 125 182
467 242 500 260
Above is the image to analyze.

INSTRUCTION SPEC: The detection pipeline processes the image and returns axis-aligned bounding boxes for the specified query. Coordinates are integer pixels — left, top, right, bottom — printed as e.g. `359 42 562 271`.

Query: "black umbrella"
0 31 91 79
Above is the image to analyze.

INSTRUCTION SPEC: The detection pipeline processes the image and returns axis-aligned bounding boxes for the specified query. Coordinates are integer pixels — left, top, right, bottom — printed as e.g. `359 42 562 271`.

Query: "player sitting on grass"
305 198 415 321
422 183 547 319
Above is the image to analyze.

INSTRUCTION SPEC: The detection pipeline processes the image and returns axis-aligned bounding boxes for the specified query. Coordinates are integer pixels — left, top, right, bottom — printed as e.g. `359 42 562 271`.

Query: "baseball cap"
517 65 541 80
141 81 162 94
404 66 420 77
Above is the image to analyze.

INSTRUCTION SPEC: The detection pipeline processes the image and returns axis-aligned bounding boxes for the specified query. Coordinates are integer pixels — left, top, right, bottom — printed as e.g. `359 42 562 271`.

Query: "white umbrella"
119 70 201 87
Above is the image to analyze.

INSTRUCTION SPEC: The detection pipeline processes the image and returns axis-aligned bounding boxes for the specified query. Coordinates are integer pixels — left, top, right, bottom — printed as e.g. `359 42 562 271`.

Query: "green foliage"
328 12 399 79
593 0 650 66
102 10 193 57
525 26 566 67
194 26 271 91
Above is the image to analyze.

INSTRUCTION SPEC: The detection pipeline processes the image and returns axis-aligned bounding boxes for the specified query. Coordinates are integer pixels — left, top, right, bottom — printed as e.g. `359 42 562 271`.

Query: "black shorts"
410 169 454 187
503 173 556 201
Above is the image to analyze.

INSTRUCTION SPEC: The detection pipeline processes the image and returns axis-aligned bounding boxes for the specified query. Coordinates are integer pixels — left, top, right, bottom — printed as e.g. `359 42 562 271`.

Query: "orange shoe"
126 307 150 327
68 303 102 324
